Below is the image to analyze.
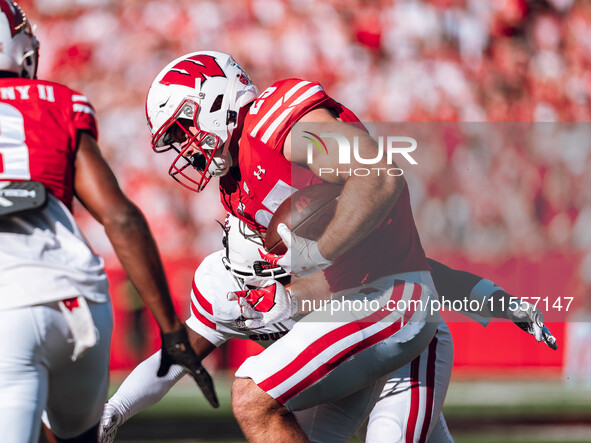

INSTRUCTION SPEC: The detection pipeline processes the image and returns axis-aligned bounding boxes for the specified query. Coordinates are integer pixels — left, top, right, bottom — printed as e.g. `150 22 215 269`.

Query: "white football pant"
0 300 112 442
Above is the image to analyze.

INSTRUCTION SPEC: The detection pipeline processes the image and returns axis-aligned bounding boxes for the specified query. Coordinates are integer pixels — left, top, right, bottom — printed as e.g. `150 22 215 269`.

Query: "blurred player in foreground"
99 215 556 443
0 2 215 442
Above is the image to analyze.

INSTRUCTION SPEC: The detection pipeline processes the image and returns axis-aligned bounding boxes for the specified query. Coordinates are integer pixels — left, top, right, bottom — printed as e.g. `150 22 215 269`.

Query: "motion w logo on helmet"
159 54 226 88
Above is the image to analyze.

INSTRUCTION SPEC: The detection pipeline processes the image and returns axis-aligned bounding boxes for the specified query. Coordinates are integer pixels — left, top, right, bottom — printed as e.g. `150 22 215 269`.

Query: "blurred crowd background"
16 0 591 374
19 0 591 262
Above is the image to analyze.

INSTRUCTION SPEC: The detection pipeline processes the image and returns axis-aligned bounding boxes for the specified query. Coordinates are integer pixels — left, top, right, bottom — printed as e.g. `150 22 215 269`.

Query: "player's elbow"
355 167 405 201
380 170 405 191
101 202 147 236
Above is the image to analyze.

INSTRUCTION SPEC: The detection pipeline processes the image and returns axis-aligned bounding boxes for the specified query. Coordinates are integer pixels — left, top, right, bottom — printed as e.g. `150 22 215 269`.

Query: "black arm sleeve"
427 258 482 301
427 258 511 318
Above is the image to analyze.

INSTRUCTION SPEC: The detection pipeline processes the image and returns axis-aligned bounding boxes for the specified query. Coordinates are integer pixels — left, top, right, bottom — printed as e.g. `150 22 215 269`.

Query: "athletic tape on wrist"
467 279 505 326
310 241 332 269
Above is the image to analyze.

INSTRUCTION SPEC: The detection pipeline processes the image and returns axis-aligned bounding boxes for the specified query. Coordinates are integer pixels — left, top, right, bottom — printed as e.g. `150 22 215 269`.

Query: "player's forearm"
428 259 483 302
290 272 331 313
428 258 509 319
103 204 182 333
109 351 186 424
318 173 403 261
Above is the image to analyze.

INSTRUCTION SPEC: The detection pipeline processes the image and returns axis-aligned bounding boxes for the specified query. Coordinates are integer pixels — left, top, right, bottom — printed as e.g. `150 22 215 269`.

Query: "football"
264 183 343 255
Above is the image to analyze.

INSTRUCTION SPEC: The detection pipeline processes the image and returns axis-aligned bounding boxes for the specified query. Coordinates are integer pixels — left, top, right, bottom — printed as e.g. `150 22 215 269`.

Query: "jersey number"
249 86 277 116
255 179 296 227
0 103 31 179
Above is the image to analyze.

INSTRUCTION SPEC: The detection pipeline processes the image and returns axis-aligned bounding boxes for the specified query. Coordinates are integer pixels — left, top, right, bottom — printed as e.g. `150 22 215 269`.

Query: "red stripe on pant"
418 336 439 442
260 282 423 403
258 281 408 393
277 313 406 404
406 355 421 443
406 333 439 442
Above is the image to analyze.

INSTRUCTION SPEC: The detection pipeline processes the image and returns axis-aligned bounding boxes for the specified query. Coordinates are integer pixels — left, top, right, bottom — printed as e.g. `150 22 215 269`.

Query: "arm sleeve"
107 351 186 424
428 258 507 326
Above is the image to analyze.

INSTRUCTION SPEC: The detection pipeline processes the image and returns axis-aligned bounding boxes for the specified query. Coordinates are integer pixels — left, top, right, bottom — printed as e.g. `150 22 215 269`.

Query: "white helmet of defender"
221 213 288 288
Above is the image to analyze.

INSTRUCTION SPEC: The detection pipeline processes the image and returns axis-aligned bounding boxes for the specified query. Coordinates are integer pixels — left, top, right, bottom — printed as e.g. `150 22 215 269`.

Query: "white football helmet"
0 0 39 79
221 214 288 288
146 51 259 192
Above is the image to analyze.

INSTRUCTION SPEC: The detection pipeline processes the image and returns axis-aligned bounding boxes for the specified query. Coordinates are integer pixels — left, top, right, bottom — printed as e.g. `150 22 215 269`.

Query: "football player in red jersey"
97 215 556 443
145 51 555 442
145 50 440 442
0 3 215 442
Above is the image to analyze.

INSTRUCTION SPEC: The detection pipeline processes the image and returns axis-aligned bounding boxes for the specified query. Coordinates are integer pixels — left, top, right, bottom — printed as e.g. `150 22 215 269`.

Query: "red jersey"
220 79 427 291
0 78 98 210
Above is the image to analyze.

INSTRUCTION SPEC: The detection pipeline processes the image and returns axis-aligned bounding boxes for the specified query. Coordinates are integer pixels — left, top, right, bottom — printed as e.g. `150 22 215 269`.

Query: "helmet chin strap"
222 73 241 137
213 73 242 167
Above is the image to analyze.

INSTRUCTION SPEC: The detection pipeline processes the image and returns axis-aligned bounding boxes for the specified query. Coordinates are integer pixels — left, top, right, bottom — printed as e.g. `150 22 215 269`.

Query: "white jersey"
0 194 109 310
185 250 297 347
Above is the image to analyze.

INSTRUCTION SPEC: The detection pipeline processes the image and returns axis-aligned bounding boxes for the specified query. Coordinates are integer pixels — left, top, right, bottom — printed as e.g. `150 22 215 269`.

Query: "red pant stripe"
418 335 439 442
406 354 421 443
258 281 409 392
276 311 407 404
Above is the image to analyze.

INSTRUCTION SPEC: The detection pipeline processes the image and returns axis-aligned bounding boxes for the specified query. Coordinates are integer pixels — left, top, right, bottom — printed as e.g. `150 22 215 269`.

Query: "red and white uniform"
217 79 439 429
220 79 428 291
0 78 112 442
0 78 109 308
108 251 453 443
358 324 454 443
186 251 297 347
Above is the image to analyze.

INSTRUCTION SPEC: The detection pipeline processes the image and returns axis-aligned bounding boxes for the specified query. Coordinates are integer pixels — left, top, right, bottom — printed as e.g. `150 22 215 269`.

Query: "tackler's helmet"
221 214 288 288
0 0 39 79
146 51 259 192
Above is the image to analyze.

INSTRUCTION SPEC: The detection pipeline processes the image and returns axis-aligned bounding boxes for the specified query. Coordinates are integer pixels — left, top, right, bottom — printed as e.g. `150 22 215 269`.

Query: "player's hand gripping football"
158 327 219 407
507 298 558 350
259 223 332 278
227 282 297 329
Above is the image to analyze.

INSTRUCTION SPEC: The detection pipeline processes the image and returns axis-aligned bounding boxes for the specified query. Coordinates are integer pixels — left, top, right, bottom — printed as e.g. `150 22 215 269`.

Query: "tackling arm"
291 272 332 314
427 258 557 350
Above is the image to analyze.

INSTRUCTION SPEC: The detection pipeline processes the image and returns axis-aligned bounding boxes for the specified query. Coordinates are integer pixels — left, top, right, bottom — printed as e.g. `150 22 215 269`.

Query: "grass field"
102 373 591 442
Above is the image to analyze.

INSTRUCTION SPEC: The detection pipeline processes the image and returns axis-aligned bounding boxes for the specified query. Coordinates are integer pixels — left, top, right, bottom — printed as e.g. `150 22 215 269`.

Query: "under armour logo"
254 165 266 180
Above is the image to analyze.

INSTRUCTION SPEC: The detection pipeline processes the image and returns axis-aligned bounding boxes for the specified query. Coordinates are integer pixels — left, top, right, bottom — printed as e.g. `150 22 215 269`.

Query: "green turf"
107 374 591 442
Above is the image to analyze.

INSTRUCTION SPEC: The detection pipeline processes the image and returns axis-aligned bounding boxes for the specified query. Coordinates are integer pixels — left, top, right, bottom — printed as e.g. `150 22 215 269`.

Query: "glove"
227 282 297 329
259 223 332 278
99 403 123 443
507 299 558 350
158 327 220 407
212 292 244 328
